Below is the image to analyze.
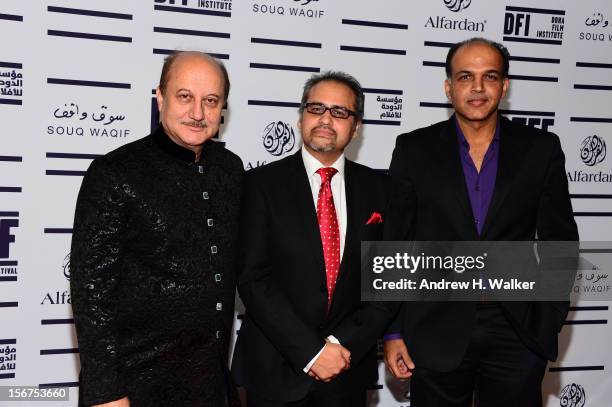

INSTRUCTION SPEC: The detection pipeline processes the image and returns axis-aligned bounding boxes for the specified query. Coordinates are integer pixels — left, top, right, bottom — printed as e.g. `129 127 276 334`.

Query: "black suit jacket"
232 151 395 401
386 115 579 371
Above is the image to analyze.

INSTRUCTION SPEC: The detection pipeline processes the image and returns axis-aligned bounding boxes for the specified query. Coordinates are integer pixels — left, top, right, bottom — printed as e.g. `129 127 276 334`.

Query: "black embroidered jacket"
70 126 243 406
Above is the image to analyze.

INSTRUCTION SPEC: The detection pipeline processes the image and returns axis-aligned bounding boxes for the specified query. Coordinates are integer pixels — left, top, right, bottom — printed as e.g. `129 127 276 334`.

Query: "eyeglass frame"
301 102 357 120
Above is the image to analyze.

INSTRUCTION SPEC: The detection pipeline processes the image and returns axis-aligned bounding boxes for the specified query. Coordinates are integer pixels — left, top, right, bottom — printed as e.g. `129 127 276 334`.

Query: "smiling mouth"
467 98 488 107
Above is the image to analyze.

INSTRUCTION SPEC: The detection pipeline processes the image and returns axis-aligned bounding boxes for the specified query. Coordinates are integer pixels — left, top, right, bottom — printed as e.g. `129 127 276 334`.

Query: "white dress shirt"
301 146 347 260
300 146 345 372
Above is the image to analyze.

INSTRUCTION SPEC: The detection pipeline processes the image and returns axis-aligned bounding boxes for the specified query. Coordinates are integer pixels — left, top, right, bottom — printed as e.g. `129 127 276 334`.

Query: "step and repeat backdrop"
1 0 611 406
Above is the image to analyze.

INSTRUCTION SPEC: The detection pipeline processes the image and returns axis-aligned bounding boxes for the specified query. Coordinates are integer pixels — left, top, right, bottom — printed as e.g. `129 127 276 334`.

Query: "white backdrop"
0 1 610 406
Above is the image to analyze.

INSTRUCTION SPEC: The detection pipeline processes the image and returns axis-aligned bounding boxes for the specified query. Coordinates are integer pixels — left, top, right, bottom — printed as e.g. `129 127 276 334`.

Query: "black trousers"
247 388 366 407
410 304 548 407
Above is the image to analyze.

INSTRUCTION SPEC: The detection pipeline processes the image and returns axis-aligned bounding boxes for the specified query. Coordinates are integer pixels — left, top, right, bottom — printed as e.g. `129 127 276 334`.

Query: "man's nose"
318 108 333 124
190 101 204 121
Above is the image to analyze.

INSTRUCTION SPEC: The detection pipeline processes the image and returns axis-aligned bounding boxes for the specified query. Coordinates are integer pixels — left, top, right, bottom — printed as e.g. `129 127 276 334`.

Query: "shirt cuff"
303 335 342 373
383 333 402 341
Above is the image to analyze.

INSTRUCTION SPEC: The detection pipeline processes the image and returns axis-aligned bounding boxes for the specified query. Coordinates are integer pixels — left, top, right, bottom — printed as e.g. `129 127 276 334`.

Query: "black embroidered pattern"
70 126 243 406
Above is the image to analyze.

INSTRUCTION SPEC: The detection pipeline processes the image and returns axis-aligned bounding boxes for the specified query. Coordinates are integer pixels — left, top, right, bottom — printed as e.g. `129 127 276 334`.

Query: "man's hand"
384 338 414 379
308 343 351 382
93 396 130 407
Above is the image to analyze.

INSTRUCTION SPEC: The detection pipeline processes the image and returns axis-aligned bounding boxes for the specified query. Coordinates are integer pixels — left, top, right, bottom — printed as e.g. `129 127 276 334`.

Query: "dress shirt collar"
301 146 345 179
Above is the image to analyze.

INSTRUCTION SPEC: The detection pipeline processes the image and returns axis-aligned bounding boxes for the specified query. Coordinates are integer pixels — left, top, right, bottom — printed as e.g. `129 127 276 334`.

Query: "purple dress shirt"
457 118 500 236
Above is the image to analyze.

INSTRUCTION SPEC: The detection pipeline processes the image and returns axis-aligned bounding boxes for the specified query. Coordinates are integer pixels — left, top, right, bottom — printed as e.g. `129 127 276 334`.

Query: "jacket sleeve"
536 134 580 333
332 301 400 364
237 173 324 374
70 158 128 405
385 135 418 242
333 175 402 363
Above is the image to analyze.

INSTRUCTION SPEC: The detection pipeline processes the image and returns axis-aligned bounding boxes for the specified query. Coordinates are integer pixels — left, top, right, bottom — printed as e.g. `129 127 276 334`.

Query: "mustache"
182 120 207 128
312 125 336 135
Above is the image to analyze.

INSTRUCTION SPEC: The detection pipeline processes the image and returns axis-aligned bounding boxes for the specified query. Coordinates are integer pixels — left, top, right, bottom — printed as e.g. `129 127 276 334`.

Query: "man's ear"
352 121 362 139
501 77 509 98
155 87 164 113
444 79 452 101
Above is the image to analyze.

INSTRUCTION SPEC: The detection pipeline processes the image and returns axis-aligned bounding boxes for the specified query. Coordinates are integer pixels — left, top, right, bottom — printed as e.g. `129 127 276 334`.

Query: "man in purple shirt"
383 37 578 406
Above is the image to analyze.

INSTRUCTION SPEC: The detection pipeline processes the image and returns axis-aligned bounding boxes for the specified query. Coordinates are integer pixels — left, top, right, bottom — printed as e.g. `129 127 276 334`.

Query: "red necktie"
316 167 340 308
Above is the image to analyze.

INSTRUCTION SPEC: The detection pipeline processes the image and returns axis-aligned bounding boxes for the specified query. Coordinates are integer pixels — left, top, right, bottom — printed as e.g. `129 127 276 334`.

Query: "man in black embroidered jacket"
70 51 243 407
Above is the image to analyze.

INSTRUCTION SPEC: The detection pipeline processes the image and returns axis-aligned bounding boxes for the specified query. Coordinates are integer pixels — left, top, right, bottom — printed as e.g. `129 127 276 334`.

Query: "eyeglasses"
302 102 356 119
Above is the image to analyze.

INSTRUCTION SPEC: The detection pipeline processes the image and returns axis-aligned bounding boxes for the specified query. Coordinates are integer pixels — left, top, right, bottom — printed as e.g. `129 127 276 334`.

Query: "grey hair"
299 71 365 121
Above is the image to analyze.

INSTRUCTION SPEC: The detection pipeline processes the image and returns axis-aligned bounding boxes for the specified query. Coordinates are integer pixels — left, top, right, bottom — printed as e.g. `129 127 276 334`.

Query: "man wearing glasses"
232 71 395 406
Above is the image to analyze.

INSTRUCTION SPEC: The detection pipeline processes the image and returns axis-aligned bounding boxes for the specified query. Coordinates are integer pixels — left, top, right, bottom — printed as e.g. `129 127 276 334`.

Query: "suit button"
319 284 326 293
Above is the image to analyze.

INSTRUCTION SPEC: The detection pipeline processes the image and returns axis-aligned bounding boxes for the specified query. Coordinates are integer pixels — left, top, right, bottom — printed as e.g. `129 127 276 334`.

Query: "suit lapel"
336 160 360 284
436 117 477 236
289 152 327 276
480 117 523 238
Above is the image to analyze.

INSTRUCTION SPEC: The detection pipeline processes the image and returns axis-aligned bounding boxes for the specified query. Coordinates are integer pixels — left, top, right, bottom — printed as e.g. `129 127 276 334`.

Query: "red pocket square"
366 212 383 224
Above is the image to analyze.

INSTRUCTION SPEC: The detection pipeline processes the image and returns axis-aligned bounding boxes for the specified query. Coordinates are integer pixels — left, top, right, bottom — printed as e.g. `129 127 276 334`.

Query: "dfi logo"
504 12 530 36
0 215 19 259
155 0 189 5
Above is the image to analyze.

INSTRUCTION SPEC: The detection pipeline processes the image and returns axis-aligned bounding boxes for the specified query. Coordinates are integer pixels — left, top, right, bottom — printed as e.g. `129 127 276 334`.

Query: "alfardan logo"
444 0 471 12
262 121 296 157
567 135 611 183
426 0 485 32
559 383 586 407
580 135 606 166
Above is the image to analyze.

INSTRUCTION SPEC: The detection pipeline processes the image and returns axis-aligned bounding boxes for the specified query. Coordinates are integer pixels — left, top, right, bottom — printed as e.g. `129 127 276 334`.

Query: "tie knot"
316 167 338 183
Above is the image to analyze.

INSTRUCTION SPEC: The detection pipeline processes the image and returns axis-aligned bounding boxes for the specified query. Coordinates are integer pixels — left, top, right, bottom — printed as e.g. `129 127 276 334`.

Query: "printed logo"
262 121 296 157
0 213 18 279
62 253 70 281
508 115 554 132
425 0 485 32
0 339 17 379
48 102 131 139
559 383 586 407
154 0 232 12
252 0 325 19
293 0 318 5
443 0 471 12
245 161 267 170
580 12 612 42
568 135 611 183
41 291 71 305
377 95 403 122
504 6 565 45
155 0 188 5
0 64 23 101
580 135 606 166
0 217 18 260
